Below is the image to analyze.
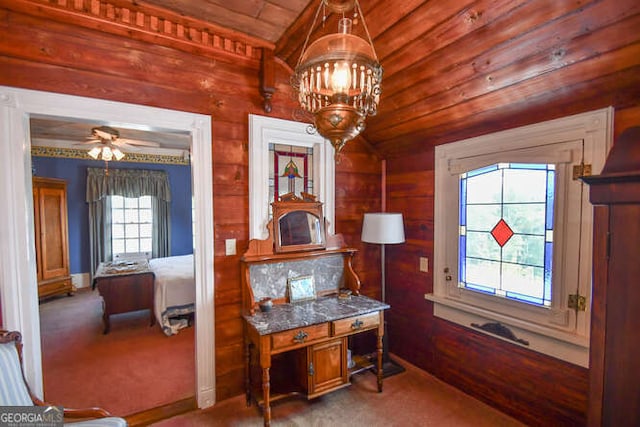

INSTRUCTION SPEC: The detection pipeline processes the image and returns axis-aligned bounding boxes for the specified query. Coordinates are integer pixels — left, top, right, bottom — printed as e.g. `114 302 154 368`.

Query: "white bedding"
149 254 195 336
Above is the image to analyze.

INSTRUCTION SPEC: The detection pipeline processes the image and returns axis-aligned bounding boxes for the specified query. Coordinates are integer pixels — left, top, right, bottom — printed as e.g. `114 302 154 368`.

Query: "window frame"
427 108 613 367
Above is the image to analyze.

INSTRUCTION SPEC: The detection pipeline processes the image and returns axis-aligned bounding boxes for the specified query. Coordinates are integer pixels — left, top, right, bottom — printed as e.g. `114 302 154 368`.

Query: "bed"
149 254 195 336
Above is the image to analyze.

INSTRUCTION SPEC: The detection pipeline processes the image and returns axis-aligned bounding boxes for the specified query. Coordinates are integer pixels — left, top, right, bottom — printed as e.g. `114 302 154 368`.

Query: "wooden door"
307 337 348 398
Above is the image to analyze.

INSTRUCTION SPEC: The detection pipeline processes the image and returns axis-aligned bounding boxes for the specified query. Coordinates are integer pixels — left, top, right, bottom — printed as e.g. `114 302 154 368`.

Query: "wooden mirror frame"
272 192 326 253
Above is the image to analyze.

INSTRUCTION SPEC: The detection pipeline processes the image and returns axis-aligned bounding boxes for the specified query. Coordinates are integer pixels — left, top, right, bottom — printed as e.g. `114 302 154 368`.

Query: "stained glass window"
459 163 555 306
269 143 314 205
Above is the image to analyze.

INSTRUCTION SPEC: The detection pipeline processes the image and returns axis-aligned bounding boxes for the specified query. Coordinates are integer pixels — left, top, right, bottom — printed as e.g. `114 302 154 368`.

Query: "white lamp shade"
87 146 101 159
361 213 405 244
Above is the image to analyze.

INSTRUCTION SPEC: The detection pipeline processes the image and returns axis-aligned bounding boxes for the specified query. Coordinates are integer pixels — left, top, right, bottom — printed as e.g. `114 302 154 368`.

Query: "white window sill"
425 293 589 367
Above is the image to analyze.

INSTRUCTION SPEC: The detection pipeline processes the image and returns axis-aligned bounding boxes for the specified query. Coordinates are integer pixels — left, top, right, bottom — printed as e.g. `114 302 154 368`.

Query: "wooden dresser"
241 198 388 427
583 126 640 426
33 177 74 299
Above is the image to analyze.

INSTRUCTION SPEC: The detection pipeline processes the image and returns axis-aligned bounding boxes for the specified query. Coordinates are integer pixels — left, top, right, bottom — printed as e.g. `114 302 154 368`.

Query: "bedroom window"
111 195 153 257
426 108 613 367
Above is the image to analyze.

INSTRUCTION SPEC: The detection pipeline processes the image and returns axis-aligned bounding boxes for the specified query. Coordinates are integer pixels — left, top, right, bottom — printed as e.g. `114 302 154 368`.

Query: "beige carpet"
152 358 525 427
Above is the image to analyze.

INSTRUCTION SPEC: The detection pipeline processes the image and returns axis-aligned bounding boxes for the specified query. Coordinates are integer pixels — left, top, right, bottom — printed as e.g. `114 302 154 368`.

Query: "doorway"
0 86 216 408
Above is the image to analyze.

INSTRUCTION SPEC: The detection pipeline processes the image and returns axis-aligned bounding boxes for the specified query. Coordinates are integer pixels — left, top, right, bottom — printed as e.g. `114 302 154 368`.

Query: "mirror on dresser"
272 192 326 253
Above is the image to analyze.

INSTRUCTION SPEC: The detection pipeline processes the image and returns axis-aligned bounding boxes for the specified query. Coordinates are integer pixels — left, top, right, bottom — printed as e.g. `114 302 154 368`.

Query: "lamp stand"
377 243 405 378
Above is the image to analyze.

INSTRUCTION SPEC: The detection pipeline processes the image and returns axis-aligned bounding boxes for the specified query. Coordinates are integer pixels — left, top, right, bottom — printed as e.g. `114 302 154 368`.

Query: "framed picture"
288 275 316 303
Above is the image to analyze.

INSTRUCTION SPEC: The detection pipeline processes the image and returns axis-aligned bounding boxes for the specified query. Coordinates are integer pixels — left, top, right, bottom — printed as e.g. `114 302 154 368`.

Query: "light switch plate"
225 238 236 256
419 257 429 272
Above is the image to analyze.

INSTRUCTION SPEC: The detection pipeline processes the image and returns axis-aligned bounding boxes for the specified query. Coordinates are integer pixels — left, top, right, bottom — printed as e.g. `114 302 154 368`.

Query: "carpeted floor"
152 357 526 427
39 288 195 416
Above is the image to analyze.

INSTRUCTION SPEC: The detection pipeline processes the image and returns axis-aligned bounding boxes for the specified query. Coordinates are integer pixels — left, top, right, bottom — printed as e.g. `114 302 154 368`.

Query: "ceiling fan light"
112 148 125 161
87 146 101 159
101 146 113 161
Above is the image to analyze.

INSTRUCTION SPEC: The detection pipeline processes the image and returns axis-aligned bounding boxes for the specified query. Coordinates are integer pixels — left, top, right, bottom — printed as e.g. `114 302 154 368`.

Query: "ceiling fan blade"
75 139 101 146
119 138 161 147
113 142 139 151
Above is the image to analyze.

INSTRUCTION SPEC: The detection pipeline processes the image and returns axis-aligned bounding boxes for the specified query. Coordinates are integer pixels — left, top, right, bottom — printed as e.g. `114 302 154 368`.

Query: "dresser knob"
293 330 308 343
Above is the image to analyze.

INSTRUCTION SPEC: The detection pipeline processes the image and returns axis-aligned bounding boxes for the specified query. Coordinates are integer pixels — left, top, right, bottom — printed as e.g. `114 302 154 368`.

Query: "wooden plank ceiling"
67 0 640 157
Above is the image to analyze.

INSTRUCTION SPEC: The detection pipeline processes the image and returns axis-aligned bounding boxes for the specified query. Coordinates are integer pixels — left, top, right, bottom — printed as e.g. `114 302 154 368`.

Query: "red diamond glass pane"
491 218 514 247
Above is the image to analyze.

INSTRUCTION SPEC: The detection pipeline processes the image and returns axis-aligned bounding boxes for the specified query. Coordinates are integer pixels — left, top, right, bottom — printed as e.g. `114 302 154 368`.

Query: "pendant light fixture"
292 0 382 156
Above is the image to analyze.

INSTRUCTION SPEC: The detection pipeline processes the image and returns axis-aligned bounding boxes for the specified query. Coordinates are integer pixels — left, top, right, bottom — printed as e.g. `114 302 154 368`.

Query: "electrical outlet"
225 238 236 256
419 257 429 272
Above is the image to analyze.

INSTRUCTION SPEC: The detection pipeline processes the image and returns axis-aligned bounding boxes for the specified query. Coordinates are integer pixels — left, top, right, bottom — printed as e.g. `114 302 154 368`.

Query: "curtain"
87 167 172 277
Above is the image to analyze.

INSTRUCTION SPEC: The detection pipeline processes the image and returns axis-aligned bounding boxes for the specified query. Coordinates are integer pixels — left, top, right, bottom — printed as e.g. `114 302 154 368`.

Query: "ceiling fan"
80 125 161 156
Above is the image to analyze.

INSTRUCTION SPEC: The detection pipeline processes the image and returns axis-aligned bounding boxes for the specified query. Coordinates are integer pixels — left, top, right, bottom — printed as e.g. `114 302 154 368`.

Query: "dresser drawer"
271 323 330 350
332 312 380 336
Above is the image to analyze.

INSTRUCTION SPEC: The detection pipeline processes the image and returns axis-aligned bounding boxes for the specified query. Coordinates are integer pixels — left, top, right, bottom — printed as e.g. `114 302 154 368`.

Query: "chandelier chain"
296 0 326 69
354 0 378 61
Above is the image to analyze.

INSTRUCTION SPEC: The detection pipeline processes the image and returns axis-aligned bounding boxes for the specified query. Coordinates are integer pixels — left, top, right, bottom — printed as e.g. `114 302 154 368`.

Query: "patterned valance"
86 168 171 202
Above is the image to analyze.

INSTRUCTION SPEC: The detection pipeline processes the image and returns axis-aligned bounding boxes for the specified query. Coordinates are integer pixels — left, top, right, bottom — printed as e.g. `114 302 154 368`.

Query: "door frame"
0 86 216 408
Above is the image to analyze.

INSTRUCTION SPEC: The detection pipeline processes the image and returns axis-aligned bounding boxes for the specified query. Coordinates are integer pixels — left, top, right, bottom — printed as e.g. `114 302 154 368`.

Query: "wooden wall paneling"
3 0 269 63
361 0 428 42
379 0 523 82
433 320 588 426
587 206 608 425
378 9 640 134
384 149 434 364
214 343 246 401
376 63 640 158
367 3 640 158
212 166 249 198
379 0 599 102
371 0 475 64
374 41 640 149
614 105 640 138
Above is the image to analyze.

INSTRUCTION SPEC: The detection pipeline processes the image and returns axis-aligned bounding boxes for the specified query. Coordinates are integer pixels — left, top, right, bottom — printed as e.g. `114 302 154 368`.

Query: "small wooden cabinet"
33 177 73 299
583 127 640 426
303 337 348 398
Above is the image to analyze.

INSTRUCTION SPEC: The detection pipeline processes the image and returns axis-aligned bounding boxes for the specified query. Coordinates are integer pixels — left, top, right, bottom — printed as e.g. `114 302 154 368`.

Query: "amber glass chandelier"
292 0 382 156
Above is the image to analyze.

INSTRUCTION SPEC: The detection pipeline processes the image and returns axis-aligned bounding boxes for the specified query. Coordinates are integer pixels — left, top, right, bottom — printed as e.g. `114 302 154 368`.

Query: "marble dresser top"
243 295 390 336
